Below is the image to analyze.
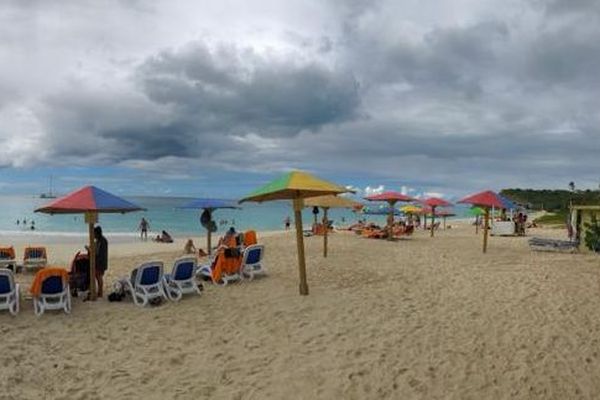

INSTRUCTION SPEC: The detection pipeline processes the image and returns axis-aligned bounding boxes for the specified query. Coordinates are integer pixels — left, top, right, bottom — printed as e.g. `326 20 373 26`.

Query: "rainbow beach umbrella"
239 171 351 295
36 186 145 300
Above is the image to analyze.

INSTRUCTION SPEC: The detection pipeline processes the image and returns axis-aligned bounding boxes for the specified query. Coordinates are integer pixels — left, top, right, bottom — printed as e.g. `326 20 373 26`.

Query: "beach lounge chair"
30 268 71 316
163 257 202 301
197 251 243 286
243 230 258 248
0 246 17 270
123 261 168 306
0 269 19 316
528 237 579 253
240 244 266 280
23 246 48 271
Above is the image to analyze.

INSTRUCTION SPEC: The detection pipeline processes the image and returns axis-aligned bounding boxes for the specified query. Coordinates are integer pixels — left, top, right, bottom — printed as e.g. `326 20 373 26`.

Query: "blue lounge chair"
32 269 71 316
0 268 19 316
123 261 168 307
163 257 202 301
241 245 266 280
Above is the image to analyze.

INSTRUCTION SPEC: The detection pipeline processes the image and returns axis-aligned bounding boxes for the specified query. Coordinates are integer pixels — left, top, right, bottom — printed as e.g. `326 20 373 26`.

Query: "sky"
1 0 599 200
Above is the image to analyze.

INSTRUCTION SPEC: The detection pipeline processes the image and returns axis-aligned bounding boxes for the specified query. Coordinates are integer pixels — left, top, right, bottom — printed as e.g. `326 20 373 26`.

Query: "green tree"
583 215 600 253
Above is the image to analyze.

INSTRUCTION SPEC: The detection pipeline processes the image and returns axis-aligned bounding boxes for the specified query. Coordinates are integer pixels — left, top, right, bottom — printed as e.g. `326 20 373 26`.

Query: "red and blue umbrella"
36 185 144 300
36 185 144 214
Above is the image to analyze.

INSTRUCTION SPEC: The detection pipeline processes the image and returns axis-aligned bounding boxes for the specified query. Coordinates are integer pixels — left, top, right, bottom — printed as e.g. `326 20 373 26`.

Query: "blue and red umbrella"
36 185 144 214
36 185 144 300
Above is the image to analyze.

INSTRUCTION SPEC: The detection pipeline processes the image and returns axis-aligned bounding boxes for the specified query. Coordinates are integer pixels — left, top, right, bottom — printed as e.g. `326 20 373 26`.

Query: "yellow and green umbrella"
400 205 422 214
304 195 363 258
239 171 351 295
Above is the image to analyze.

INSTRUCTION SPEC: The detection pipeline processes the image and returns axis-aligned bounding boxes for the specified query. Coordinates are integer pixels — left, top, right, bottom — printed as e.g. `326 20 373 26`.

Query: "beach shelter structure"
436 209 456 230
422 197 452 237
36 186 144 300
458 190 505 253
239 171 350 295
179 198 240 255
365 192 414 240
304 195 363 257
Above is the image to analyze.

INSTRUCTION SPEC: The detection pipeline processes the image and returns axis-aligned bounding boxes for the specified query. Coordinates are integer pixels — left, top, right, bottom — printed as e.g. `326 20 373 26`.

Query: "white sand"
2 224 600 399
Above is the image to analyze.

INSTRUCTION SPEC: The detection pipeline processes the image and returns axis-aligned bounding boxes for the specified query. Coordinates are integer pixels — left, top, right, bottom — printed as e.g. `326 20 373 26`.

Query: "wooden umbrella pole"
206 209 212 255
387 201 394 241
293 197 309 295
430 206 436 237
85 212 98 301
483 208 490 253
207 228 212 256
443 216 446 230
323 207 329 258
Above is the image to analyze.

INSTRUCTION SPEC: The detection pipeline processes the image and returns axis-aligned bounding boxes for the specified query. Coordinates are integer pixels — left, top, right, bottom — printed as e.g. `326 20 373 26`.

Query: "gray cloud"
138 42 361 136
1 0 600 194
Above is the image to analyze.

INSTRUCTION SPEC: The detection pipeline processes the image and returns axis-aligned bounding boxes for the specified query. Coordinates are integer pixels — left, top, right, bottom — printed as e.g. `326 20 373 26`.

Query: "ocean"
0 195 381 238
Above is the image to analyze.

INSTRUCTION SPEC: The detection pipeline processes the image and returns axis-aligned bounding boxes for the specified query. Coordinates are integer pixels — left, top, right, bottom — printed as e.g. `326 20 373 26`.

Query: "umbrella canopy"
304 195 362 209
400 205 422 214
242 171 348 203
498 194 516 210
304 195 362 258
458 190 504 253
365 191 414 240
36 185 144 300
423 197 452 208
365 191 414 202
36 185 144 214
179 198 240 255
458 190 505 209
422 197 452 237
468 206 485 216
240 170 351 295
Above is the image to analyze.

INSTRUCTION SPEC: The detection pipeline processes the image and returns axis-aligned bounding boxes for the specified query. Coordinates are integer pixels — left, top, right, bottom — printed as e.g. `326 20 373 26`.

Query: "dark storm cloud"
137 42 361 136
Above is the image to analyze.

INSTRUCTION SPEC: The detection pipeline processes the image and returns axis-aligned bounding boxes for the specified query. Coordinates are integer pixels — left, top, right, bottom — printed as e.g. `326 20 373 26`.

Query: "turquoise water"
0 195 377 237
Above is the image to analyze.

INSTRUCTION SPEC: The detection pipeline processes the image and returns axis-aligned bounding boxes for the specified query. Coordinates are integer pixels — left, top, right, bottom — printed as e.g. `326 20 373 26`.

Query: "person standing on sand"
94 226 108 298
284 216 291 230
138 217 149 240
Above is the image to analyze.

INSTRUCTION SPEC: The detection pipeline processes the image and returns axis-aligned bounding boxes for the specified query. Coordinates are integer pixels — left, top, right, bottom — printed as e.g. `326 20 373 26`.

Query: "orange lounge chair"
30 267 71 316
243 230 258 247
0 246 17 270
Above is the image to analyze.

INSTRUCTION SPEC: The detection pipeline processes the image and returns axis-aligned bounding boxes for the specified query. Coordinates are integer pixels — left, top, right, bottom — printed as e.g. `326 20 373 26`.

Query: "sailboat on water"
39 176 57 199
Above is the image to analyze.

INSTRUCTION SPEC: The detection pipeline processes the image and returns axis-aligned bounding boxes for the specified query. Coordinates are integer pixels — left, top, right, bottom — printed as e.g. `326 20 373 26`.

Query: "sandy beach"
2 223 600 399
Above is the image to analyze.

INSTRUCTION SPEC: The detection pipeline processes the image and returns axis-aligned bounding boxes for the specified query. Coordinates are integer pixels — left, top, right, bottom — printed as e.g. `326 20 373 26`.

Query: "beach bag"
224 247 241 258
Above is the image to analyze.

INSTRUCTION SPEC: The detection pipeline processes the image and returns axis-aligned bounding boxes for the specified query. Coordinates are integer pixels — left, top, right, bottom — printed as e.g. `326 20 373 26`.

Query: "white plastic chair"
240 245 266 280
163 257 202 301
123 261 168 307
0 268 19 316
23 246 48 271
33 273 71 316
